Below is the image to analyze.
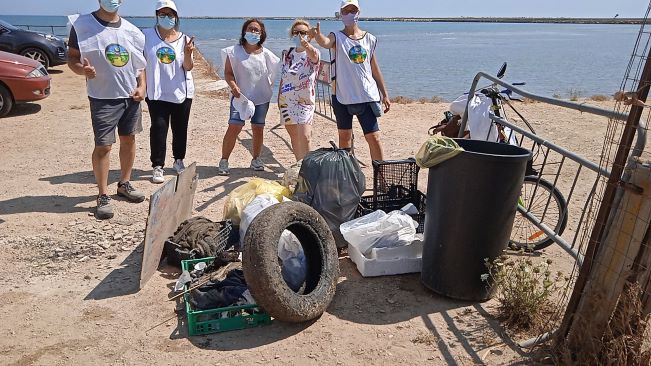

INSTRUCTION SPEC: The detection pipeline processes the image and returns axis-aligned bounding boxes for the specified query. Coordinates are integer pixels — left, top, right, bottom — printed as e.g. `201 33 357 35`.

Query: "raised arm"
308 22 335 50
183 36 195 71
300 36 320 64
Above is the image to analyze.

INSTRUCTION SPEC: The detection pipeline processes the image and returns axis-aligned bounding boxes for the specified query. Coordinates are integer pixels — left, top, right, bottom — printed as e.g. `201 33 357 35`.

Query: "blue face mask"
99 0 121 13
157 16 176 30
244 32 260 45
292 36 303 48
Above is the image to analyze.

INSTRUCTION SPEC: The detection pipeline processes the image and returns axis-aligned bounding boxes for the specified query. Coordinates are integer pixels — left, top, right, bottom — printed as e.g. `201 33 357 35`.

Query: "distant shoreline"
126 16 645 25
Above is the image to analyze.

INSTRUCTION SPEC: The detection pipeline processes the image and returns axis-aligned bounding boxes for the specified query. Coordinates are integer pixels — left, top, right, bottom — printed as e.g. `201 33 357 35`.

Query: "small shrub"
568 88 582 101
430 96 444 103
590 94 610 102
482 256 566 331
392 95 415 104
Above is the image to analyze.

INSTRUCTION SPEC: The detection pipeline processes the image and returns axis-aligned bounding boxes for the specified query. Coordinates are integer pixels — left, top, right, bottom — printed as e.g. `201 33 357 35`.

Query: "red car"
0 50 51 117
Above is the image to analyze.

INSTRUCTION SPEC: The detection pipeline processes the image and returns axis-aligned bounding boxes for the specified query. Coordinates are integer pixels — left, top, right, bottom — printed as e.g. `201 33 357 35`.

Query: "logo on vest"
105 44 130 67
348 45 368 64
156 47 176 64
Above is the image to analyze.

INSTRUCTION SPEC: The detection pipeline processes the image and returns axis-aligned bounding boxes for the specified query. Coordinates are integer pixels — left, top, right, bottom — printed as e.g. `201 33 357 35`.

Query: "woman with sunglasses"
278 20 321 161
142 0 195 183
218 18 280 175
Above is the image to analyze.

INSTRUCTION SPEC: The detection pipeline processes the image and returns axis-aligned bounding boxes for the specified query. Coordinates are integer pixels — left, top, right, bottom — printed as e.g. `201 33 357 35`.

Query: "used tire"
20 47 50 69
242 201 339 323
0 84 13 118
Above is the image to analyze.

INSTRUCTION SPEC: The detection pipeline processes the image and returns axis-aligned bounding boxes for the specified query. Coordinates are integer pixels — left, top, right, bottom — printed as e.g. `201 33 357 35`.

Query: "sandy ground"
0 53 617 365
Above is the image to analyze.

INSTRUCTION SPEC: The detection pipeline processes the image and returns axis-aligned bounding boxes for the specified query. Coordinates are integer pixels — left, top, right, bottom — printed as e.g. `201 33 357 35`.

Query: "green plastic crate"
181 257 272 336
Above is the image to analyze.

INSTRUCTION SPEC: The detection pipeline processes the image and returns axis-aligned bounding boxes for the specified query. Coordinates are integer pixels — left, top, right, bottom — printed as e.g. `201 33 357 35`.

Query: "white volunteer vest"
333 31 381 105
221 45 280 105
69 13 146 99
143 28 194 103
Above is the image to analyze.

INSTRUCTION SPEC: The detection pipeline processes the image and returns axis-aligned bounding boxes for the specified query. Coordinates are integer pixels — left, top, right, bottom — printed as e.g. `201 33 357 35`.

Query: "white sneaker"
173 159 185 174
250 158 264 171
152 166 164 184
217 159 230 176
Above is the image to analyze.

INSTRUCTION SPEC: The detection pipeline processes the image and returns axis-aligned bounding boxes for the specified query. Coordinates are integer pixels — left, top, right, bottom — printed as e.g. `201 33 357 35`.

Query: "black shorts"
332 95 381 135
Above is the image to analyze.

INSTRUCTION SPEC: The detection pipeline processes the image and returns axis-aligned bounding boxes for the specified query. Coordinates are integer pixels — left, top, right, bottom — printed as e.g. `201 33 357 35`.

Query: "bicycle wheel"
510 176 568 251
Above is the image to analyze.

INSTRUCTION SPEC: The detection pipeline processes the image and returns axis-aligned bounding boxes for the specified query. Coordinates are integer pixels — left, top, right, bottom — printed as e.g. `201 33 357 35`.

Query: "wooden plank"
568 163 651 346
140 163 198 288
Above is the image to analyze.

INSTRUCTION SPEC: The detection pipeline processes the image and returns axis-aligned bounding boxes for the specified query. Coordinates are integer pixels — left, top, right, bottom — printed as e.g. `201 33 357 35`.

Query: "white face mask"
99 0 121 13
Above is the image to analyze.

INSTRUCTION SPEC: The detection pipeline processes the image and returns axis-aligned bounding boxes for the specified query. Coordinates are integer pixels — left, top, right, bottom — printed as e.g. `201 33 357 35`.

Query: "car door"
0 26 16 53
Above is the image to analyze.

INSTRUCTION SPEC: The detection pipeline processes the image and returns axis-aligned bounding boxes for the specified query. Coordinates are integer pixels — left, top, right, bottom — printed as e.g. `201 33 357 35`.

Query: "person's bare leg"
338 129 353 149
92 145 112 195
285 124 301 161
221 124 243 160
118 135 136 183
297 124 312 160
251 124 265 159
365 131 384 161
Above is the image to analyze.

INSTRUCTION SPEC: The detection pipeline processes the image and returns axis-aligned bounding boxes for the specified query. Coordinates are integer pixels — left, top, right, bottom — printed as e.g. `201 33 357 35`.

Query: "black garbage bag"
294 148 366 248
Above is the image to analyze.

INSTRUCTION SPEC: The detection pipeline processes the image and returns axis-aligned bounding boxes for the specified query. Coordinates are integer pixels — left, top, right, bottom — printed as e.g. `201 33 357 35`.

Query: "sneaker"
250 158 264 171
96 194 114 220
117 181 146 203
173 159 185 174
152 166 164 184
217 159 230 176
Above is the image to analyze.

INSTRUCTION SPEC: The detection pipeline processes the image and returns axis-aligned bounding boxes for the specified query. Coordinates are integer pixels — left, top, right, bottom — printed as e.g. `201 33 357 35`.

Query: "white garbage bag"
340 210 418 255
240 194 307 291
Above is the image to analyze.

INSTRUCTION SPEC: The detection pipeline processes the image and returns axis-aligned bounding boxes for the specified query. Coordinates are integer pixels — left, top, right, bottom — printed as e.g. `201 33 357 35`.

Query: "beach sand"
0 52 615 365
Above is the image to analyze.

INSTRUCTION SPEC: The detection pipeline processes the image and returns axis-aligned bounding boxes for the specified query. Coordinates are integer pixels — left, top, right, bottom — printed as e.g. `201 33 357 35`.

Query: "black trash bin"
421 139 531 301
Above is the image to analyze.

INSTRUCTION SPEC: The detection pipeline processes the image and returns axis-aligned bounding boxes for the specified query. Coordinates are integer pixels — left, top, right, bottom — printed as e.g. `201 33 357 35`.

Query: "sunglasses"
292 30 308 36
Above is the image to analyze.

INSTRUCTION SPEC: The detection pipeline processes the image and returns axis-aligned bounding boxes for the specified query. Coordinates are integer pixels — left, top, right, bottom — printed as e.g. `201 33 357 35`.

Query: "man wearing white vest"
309 0 391 161
67 0 146 220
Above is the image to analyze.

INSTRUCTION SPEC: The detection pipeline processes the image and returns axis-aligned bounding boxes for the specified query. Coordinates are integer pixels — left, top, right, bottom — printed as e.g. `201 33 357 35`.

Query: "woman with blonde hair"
278 19 320 161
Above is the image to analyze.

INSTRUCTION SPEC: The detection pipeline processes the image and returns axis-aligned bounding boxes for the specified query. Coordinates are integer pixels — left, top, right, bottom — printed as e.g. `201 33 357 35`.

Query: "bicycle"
430 62 568 251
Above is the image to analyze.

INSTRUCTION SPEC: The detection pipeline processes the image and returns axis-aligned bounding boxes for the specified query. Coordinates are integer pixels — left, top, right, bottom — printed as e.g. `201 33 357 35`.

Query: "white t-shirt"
221 45 280 105
279 48 320 124
143 28 194 103
449 94 517 144
333 31 381 105
69 13 145 99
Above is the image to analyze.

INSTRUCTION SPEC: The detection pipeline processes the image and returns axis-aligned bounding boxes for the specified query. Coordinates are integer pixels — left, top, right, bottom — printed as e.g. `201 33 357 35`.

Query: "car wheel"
0 84 14 118
20 48 50 69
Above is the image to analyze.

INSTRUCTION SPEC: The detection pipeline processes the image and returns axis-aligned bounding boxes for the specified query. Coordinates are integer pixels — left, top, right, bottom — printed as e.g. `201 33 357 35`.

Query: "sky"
0 0 648 18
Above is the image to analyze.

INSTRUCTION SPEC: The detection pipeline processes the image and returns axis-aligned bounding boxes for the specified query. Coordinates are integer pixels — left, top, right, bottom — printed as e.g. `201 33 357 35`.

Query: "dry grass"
392 95 415 104
568 89 582 102
194 49 221 81
556 283 651 365
394 95 444 104
590 94 611 102
411 331 439 346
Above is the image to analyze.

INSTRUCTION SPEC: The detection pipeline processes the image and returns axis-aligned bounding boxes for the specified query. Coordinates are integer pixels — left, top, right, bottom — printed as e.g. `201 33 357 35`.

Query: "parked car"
0 19 67 69
0 51 51 117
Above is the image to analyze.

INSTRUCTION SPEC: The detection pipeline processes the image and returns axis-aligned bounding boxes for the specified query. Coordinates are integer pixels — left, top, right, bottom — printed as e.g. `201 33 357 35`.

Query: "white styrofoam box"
348 238 423 277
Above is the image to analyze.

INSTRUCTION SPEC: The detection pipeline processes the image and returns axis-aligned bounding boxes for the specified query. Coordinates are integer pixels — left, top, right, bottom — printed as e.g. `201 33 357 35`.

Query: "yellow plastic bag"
415 136 464 168
223 178 292 225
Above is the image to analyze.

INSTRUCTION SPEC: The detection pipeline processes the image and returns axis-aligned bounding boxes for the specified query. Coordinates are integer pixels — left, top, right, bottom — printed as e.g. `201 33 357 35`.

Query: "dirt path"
0 54 616 365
